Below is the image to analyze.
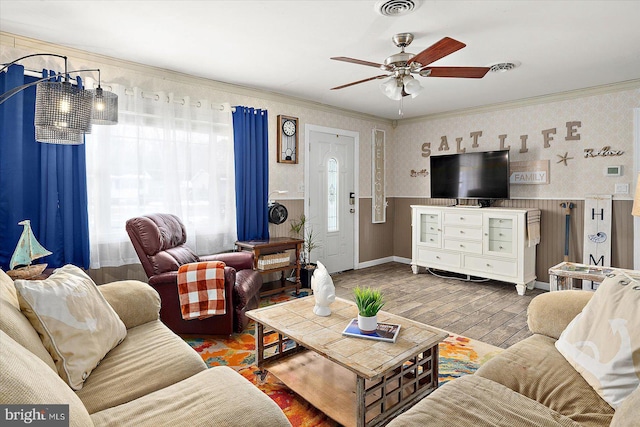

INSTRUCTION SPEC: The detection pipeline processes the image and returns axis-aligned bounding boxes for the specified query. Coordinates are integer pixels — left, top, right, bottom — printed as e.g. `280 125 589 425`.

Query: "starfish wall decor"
557 152 574 166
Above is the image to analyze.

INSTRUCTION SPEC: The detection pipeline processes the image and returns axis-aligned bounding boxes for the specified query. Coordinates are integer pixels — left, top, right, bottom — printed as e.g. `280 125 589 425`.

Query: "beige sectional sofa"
389 285 639 427
0 269 291 427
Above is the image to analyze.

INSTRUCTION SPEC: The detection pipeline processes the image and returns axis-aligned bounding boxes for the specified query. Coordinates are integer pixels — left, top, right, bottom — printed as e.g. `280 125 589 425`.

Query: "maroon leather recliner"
125 213 262 335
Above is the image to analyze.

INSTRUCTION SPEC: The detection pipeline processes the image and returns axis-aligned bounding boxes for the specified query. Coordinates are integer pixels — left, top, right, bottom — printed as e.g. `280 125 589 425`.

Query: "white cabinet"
411 206 538 295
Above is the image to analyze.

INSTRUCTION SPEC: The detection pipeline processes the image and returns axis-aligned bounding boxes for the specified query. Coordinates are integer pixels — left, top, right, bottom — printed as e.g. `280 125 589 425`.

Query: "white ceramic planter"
357 314 378 335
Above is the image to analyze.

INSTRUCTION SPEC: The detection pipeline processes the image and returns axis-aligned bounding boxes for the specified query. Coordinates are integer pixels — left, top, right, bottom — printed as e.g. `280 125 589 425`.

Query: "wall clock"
277 115 298 164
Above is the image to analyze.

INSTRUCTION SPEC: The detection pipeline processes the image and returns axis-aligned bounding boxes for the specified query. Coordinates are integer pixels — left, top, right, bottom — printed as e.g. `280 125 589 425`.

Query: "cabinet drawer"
418 248 460 268
487 240 514 255
420 213 440 223
465 256 518 277
421 223 440 233
419 232 440 245
444 212 482 226
488 227 513 242
489 217 513 229
444 226 483 241
443 239 482 254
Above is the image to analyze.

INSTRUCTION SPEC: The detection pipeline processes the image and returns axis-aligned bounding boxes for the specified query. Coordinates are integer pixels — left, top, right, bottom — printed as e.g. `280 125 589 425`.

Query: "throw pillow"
555 272 640 408
14 264 127 390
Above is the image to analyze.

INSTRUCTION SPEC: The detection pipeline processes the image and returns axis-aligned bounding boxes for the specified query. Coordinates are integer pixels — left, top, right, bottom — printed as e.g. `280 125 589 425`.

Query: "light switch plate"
615 183 629 194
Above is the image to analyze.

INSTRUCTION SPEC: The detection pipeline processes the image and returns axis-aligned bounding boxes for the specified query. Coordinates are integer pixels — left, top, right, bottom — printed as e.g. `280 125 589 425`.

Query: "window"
327 158 338 232
85 85 236 269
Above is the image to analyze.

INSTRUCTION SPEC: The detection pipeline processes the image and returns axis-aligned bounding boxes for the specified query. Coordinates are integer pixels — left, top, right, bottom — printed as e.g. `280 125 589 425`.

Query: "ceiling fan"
330 33 490 101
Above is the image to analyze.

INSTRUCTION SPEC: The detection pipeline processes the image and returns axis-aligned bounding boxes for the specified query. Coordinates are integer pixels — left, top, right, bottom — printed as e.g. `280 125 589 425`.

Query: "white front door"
306 126 358 273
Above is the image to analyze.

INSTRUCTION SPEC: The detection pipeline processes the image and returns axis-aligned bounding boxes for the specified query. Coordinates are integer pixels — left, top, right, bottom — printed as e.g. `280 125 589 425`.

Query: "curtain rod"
122 88 234 112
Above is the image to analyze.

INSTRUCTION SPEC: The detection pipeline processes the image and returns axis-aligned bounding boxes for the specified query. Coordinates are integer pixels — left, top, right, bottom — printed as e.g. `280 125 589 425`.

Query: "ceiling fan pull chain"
398 97 404 117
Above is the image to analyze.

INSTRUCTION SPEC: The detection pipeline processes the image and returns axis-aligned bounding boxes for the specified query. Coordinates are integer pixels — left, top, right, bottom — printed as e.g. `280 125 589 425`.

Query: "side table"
548 262 632 291
235 237 303 297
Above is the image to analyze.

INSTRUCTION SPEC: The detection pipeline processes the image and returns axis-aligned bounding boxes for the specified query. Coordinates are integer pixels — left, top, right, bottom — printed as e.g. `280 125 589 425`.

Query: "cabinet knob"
486 263 491 267
459 244 464 248
436 256 441 259
459 230 464 234
499 246 504 249
460 217 464 220
484 233 488 236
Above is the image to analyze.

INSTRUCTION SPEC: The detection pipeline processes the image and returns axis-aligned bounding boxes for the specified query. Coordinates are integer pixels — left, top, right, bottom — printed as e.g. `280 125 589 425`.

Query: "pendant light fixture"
87 69 118 125
0 53 118 145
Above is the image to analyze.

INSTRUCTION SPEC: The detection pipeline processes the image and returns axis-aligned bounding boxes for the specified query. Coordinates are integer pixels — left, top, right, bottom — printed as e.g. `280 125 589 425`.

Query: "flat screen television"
430 150 510 201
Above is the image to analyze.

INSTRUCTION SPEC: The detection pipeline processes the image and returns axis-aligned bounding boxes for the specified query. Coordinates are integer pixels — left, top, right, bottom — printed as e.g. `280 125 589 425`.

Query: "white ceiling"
1 0 640 120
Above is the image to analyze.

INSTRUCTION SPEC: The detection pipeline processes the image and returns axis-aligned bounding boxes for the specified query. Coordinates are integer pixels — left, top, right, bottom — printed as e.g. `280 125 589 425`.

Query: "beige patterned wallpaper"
2 34 638 203
391 88 640 199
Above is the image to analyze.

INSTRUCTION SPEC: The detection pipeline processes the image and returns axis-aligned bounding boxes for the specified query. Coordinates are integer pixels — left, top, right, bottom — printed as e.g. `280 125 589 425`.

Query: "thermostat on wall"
605 166 622 176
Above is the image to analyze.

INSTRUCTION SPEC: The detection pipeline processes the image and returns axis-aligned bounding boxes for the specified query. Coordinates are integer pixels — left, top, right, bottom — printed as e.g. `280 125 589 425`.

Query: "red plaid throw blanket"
177 261 226 320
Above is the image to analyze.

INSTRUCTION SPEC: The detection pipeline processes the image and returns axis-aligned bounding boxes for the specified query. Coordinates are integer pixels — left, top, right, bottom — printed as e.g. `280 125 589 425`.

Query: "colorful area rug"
183 291 502 427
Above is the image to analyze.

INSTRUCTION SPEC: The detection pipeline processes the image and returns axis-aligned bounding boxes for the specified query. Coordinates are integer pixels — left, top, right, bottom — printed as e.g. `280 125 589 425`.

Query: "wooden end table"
235 237 303 297
246 297 448 427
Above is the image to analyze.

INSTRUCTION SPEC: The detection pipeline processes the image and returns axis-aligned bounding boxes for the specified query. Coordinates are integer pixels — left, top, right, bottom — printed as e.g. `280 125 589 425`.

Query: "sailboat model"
7 220 52 280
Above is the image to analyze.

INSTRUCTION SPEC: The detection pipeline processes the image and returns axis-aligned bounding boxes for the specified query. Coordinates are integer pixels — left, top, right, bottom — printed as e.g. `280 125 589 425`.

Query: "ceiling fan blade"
425 66 491 78
331 56 384 69
408 37 466 67
331 74 390 90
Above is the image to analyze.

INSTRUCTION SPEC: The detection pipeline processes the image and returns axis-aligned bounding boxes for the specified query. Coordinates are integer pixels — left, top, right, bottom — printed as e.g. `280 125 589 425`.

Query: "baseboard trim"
534 281 550 291
357 256 411 269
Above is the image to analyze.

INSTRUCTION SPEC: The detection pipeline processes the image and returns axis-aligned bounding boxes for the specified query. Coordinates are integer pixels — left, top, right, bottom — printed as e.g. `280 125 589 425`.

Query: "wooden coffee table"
246 296 448 427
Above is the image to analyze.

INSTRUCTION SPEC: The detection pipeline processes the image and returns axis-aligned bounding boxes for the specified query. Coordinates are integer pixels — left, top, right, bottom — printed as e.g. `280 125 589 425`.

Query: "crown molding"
399 79 640 124
3 31 638 127
0 32 393 125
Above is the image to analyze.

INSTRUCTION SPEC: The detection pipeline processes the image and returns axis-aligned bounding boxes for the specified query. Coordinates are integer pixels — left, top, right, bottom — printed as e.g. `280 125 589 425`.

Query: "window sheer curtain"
85 83 237 269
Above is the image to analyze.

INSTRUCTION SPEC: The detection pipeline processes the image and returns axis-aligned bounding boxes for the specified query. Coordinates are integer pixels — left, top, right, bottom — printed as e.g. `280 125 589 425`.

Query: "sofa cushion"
0 269 57 371
0 331 94 427
611 384 640 427
14 265 127 390
97 280 161 329
387 375 580 427
90 366 291 427
475 334 614 427
76 319 207 414
555 272 640 409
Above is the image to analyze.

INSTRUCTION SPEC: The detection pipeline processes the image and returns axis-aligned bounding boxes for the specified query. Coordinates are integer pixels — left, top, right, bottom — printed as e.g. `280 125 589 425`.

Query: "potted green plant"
353 286 384 334
290 214 321 288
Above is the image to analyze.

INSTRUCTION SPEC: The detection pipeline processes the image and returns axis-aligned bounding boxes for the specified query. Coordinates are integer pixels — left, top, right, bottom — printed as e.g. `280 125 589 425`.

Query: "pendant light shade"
34 81 93 143
35 126 85 145
89 86 118 125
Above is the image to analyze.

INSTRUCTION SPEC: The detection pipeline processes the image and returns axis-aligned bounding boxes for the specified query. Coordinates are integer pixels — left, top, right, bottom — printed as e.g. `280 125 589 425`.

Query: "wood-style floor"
330 262 545 349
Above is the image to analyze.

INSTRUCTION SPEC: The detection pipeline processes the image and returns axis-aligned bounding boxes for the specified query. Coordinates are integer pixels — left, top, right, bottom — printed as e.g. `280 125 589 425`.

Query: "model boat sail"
7 220 52 279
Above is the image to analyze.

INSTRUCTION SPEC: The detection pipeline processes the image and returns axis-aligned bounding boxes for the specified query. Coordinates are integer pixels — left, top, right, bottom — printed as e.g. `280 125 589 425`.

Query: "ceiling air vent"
376 0 421 17
489 62 520 73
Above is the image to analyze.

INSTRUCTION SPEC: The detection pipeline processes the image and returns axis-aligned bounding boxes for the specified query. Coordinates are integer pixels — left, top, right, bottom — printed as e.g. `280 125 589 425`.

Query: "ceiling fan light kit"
331 32 491 115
